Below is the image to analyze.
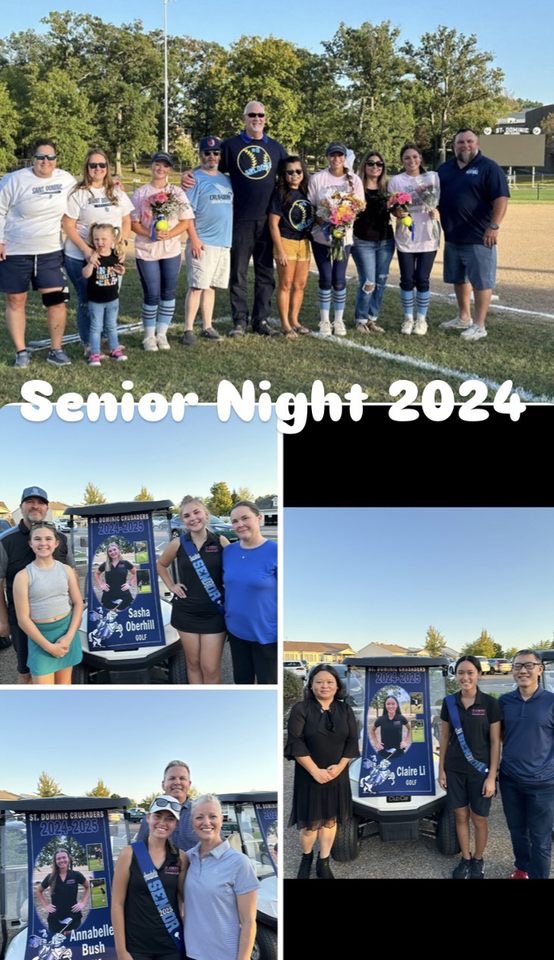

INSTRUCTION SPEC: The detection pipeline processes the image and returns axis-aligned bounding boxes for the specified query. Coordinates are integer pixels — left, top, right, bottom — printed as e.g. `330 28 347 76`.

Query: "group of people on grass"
0 103 509 367
34 761 260 960
286 654 554 880
0 488 277 685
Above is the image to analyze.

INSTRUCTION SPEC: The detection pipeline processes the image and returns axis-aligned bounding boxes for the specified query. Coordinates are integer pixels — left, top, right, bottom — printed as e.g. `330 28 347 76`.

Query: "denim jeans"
351 238 395 319
88 299 120 356
136 254 181 305
64 255 90 344
499 773 554 879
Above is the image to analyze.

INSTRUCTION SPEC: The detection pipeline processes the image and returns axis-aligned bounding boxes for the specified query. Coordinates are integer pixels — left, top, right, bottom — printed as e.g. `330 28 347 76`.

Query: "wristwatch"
489 223 500 230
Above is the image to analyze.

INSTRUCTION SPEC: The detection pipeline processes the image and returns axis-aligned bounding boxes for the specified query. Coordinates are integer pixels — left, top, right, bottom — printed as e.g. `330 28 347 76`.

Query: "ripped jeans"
351 238 395 320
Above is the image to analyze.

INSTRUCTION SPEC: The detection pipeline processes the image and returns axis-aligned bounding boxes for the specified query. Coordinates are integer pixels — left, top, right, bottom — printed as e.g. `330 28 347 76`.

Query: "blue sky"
5 3 553 103
0 689 277 801
284 507 554 654
0 406 277 512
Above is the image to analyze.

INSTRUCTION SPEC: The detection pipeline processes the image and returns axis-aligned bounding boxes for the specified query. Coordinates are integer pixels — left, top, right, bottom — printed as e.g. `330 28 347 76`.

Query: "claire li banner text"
360 666 434 797
86 512 165 652
24 809 115 960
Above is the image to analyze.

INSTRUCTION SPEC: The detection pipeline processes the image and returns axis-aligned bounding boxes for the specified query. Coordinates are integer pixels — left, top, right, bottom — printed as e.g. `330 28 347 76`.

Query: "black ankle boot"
297 852 313 879
316 855 335 879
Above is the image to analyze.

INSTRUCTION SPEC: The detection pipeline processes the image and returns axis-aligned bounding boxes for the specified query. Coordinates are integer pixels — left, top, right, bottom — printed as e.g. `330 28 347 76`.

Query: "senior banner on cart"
24 809 115 960
359 665 434 797
86 512 164 651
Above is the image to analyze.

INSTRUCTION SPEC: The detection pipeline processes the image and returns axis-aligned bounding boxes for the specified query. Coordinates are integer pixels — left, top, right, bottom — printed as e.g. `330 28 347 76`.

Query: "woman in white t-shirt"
307 143 365 337
63 147 134 353
388 143 441 336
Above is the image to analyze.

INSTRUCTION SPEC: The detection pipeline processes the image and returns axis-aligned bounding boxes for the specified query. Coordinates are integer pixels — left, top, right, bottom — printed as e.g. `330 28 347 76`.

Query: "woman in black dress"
156 496 229 684
285 664 359 879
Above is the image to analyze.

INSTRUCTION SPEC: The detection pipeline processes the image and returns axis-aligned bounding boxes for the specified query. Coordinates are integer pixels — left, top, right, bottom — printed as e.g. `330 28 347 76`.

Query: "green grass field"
2 259 553 406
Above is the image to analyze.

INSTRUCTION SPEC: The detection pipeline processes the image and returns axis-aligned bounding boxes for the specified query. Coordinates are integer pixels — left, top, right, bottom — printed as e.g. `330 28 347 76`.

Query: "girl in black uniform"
112 795 186 960
37 848 90 933
156 496 229 684
369 694 412 759
95 542 137 611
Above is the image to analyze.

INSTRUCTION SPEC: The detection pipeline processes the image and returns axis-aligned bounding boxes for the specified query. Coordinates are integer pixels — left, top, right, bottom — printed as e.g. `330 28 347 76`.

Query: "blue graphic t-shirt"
219 133 287 221
186 171 233 246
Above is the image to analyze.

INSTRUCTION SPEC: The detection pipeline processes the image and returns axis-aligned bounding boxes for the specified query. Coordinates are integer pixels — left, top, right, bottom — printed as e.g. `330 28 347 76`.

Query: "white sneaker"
461 324 487 341
413 316 428 336
143 336 158 351
319 318 332 336
156 332 170 350
401 318 414 335
439 316 472 331
332 319 346 337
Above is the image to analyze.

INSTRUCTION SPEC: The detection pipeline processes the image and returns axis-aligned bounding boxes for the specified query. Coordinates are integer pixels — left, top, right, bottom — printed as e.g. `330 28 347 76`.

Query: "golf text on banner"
360 666 434 797
87 513 164 651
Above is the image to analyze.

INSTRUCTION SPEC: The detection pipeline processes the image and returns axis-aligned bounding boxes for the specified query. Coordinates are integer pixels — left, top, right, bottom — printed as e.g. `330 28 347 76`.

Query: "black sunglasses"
366 160 384 167
247 112 265 118
30 521 57 531
88 162 107 169
35 154 57 161
286 169 303 176
203 150 220 156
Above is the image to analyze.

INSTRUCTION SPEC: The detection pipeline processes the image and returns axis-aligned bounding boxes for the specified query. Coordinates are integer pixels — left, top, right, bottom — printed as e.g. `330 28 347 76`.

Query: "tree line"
34 772 197 808
0 13 541 175
81 481 273 516
423 625 554 660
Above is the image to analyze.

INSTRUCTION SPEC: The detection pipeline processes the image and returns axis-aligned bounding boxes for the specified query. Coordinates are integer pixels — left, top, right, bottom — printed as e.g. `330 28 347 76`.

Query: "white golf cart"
63 500 185 683
332 657 459 861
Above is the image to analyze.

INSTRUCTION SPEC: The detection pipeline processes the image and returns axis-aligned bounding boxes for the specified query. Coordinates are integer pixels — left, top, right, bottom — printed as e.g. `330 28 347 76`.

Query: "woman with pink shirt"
130 152 193 351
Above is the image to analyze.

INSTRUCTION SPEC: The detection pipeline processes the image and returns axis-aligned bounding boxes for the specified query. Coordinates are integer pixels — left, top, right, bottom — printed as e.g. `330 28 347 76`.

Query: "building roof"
283 641 353 654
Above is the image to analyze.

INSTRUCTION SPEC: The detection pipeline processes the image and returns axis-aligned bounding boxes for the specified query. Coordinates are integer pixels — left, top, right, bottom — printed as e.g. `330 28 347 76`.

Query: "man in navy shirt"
135 759 196 851
438 129 509 342
499 650 554 879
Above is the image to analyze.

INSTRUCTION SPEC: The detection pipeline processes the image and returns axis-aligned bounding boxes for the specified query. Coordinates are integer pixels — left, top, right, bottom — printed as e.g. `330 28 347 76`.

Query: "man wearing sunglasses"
0 139 76 368
183 101 287 337
182 136 233 346
498 650 554 879
0 486 74 682
135 760 196 850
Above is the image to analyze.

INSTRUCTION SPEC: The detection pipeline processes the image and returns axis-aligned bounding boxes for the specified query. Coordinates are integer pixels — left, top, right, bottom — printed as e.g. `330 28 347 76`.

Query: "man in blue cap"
182 136 234 346
0 486 74 682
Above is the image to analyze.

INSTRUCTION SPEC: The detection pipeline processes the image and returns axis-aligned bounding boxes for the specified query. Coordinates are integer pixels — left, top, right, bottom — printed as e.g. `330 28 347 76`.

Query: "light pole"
163 0 169 151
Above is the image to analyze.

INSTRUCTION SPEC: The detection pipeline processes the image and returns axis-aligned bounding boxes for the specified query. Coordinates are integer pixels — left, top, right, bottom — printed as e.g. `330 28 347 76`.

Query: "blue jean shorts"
443 242 496 290
0 251 67 294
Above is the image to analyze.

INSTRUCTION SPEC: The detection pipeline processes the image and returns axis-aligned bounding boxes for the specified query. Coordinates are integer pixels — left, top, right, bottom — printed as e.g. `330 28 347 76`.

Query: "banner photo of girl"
27 809 115 960
360 666 434 797
87 513 164 652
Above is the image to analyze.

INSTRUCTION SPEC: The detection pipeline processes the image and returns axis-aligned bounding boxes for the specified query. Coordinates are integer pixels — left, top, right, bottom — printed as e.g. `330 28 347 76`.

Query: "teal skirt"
27 612 83 677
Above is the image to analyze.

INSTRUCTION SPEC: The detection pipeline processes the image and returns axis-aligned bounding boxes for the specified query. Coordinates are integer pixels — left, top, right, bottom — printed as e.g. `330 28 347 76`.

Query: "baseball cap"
21 486 49 504
326 142 347 157
149 795 181 819
151 151 174 167
199 135 222 152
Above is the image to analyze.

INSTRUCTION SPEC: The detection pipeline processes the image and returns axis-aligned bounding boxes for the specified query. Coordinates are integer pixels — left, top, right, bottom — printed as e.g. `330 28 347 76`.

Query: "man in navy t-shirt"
438 128 509 342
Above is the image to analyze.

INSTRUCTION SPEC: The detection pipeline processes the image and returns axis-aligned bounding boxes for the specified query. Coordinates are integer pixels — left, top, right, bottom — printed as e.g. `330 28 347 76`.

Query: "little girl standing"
13 522 84 684
82 223 127 366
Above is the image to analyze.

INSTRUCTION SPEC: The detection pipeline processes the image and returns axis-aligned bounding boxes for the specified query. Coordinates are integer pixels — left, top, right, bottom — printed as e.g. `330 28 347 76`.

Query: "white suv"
284 660 307 681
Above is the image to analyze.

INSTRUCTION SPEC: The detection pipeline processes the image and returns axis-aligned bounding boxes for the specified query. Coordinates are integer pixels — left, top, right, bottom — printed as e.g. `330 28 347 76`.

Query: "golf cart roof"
343 656 449 668
0 797 131 813
218 792 277 805
64 501 173 517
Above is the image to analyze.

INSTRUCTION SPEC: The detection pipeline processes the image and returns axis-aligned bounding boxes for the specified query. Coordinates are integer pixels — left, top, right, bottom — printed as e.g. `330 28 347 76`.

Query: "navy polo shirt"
500 685 554 784
438 151 509 244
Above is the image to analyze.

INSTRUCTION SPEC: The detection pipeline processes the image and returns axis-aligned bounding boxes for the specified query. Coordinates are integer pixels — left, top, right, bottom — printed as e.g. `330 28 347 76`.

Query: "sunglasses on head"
151 798 181 814
30 521 57 531
88 162 107 169
366 160 384 167
247 112 265 118
35 154 57 161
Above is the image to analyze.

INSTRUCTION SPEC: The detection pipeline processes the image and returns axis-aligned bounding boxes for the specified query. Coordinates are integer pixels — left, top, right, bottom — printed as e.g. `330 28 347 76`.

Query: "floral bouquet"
416 181 441 243
317 190 366 261
387 191 415 240
149 188 183 240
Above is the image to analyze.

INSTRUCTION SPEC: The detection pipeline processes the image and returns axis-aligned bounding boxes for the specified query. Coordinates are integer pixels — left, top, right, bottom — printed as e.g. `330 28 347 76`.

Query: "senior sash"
180 535 224 610
132 841 182 950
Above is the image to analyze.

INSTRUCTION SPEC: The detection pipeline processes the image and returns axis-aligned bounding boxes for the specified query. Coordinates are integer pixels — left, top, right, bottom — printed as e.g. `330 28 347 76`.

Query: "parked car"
125 807 144 822
170 513 238 541
475 656 491 674
0 518 14 534
283 660 308 681
489 658 512 674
